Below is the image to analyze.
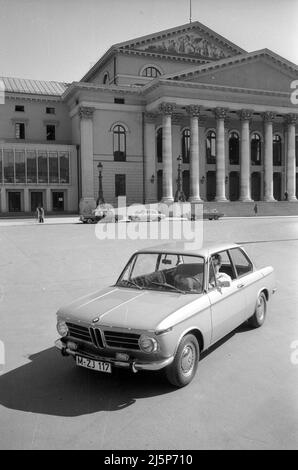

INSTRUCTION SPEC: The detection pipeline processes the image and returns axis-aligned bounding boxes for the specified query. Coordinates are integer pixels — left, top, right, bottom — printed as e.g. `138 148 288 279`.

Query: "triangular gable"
116 21 246 61
164 49 298 92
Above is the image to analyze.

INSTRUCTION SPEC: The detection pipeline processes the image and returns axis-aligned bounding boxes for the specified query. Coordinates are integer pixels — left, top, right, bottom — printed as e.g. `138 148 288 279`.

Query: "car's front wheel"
248 292 267 328
165 334 199 388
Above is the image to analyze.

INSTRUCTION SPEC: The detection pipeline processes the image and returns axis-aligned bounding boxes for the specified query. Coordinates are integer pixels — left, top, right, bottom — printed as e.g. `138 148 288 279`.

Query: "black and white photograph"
0 0 297 452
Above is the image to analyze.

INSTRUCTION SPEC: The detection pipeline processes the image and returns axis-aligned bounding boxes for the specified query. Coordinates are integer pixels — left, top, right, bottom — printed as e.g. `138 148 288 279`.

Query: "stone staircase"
202 201 298 217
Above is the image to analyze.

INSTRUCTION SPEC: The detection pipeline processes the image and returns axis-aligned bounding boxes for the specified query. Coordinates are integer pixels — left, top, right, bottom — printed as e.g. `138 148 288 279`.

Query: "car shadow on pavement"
0 347 174 417
200 321 252 360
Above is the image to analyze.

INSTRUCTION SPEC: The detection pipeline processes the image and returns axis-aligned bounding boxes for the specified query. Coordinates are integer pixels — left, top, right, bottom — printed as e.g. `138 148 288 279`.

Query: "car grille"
66 322 140 350
66 322 92 343
104 331 140 350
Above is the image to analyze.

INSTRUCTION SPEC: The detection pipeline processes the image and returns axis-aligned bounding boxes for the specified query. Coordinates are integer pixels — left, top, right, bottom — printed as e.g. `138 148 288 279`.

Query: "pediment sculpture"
138 33 228 59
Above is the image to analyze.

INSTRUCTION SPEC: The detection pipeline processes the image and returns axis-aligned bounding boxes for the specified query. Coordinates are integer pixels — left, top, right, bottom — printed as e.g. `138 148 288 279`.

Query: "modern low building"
0 20 297 214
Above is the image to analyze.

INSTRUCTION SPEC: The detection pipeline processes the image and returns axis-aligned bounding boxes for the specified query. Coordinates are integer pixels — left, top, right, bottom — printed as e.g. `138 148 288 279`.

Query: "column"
186 105 202 202
45 188 52 212
160 102 175 203
286 114 297 202
239 110 253 202
214 108 228 201
79 106 96 214
144 113 157 204
0 187 7 213
24 188 30 212
263 111 275 201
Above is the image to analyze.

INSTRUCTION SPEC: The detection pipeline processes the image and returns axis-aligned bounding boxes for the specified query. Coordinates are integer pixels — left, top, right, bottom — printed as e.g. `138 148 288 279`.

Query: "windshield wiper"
150 281 186 294
117 280 143 290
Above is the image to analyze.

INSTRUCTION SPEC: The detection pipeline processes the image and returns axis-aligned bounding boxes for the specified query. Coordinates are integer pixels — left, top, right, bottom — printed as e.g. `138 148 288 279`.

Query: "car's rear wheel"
248 292 267 328
165 334 199 388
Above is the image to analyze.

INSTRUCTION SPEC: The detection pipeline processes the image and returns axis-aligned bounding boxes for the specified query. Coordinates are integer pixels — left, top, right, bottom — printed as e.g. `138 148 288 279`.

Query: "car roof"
136 241 241 258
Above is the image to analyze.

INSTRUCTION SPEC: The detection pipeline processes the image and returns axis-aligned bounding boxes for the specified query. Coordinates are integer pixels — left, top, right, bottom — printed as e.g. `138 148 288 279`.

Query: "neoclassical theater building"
0 20 298 214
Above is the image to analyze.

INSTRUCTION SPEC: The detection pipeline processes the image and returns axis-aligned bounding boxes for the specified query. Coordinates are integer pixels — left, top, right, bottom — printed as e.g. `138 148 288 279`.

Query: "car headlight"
57 320 69 337
139 335 158 353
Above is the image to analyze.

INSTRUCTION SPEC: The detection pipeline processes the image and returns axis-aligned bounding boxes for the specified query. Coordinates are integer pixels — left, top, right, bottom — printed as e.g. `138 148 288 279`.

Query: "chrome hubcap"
256 296 265 321
181 344 195 375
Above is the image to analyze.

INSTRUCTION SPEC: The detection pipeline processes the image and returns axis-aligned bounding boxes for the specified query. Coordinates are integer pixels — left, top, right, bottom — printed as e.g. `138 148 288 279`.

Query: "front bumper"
55 339 174 372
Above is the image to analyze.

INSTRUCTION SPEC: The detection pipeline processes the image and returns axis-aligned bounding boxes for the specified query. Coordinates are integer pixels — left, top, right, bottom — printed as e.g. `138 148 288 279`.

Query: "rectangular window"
114 98 125 104
15 123 25 139
15 105 24 112
38 151 48 183
46 124 56 141
3 149 14 183
26 150 37 183
115 174 126 197
49 151 59 183
46 107 55 114
59 152 69 183
15 150 26 183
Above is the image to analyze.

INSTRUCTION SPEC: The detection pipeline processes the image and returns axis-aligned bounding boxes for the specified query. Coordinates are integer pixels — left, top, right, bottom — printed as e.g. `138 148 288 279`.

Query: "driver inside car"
209 253 232 288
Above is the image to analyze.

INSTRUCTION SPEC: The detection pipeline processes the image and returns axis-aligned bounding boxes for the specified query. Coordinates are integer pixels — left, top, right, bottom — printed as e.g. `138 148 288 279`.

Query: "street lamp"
96 161 105 205
174 155 186 202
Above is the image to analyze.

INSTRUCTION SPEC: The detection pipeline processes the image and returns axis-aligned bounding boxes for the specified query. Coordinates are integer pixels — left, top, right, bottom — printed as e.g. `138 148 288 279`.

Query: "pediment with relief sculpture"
117 21 246 61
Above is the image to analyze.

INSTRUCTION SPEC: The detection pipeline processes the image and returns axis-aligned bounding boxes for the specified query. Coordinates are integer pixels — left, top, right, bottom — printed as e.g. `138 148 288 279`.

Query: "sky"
0 0 297 83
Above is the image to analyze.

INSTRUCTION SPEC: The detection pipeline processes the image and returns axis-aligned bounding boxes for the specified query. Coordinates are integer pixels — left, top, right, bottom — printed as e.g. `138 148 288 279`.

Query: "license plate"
76 355 112 373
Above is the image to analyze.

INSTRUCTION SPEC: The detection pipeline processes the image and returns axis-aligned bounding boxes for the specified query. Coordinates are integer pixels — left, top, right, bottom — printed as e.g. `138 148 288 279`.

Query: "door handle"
237 283 245 288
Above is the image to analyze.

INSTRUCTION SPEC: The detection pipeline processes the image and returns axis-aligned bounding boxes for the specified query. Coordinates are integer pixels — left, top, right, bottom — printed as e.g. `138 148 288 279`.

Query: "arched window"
113 125 126 161
182 129 190 163
251 133 262 166
273 134 282 166
206 130 216 164
156 128 163 163
229 131 239 165
142 67 161 78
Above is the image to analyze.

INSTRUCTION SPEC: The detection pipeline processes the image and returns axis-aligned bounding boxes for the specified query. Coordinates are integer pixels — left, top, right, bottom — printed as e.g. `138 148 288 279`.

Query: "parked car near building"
55 242 276 387
203 209 225 220
79 204 115 224
128 207 166 222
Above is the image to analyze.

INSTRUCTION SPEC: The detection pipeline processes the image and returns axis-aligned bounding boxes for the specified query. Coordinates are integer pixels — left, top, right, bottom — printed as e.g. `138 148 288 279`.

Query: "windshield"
116 252 205 294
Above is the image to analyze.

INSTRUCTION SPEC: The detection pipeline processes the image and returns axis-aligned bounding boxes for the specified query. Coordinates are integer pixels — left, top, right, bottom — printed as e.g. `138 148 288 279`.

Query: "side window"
229 248 253 277
217 250 236 280
208 250 235 289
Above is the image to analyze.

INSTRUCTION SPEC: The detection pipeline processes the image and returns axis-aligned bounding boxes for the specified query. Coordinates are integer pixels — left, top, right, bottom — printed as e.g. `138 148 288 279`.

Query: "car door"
207 250 247 344
228 247 262 320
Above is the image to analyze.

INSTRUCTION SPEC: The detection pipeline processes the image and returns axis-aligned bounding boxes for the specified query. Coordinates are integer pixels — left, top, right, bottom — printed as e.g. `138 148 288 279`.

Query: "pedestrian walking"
36 205 45 223
284 191 288 201
253 203 258 216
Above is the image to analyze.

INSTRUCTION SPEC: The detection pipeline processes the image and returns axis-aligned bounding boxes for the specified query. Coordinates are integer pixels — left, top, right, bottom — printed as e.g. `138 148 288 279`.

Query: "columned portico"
79 106 96 213
286 114 297 202
239 109 253 202
263 111 276 202
214 108 228 201
160 102 175 203
186 105 202 202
